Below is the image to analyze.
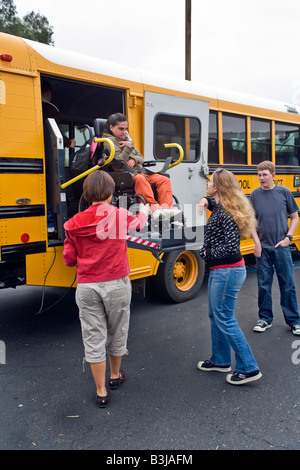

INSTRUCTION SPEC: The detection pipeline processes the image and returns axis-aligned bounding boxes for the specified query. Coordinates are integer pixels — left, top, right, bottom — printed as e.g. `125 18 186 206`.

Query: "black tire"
152 249 205 303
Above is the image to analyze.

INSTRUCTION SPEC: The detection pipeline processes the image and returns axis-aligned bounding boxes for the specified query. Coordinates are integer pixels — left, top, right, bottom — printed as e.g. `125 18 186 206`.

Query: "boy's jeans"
256 246 299 327
208 265 259 374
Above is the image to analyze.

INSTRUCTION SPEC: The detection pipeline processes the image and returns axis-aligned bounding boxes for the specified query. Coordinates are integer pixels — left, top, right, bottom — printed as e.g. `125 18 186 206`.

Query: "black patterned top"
199 197 243 268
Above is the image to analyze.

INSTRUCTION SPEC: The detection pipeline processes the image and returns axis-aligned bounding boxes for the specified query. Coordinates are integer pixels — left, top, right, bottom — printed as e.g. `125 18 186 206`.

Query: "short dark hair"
83 170 115 202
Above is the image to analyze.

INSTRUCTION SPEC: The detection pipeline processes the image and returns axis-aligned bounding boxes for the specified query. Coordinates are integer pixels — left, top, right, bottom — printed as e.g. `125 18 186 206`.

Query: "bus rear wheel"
152 249 205 303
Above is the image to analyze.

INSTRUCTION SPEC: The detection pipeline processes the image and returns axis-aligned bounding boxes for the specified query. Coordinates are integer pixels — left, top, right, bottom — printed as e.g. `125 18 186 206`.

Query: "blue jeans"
208 265 259 374
256 246 299 327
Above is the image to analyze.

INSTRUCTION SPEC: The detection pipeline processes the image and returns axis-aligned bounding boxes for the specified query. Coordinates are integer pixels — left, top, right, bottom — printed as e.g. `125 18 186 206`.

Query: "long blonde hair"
213 169 256 239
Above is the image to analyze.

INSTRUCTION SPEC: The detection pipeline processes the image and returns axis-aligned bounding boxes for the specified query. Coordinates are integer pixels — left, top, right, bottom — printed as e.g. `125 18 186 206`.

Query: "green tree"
0 0 54 45
22 11 54 45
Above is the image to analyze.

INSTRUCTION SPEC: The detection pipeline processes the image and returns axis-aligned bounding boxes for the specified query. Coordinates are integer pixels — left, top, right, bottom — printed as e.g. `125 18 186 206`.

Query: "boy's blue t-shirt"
250 185 299 248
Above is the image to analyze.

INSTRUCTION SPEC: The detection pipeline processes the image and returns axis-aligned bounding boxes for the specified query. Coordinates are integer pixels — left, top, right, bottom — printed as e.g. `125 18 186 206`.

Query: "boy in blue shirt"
250 161 300 335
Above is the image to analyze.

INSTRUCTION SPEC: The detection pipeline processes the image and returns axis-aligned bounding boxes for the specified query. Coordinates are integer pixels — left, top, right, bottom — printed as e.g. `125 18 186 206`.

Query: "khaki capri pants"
75 276 131 363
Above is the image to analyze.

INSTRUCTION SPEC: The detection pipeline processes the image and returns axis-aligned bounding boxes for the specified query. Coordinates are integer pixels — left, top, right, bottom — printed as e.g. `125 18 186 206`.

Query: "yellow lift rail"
61 137 115 189
61 141 184 189
157 143 184 172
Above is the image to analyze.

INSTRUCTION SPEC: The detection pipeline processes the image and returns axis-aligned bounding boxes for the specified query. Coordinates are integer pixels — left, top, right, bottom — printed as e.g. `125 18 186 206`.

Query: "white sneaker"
291 325 300 335
253 320 272 332
162 208 183 221
226 370 262 385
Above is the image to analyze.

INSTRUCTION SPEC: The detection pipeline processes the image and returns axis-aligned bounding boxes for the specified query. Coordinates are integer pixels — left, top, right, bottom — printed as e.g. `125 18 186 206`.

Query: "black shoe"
96 393 109 408
109 370 126 389
226 370 262 385
197 360 231 372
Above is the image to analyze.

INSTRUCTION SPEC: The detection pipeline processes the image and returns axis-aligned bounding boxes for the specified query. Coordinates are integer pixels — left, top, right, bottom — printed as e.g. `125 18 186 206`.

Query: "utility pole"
185 0 191 81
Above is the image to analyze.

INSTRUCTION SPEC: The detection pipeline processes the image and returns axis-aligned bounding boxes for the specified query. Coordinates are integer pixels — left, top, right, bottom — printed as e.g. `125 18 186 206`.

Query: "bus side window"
208 111 219 164
251 118 271 164
154 113 201 162
275 122 300 166
222 113 247 164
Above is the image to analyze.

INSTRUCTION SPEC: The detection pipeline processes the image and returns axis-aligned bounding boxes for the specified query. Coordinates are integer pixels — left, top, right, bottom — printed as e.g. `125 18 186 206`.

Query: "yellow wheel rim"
173 251 199 292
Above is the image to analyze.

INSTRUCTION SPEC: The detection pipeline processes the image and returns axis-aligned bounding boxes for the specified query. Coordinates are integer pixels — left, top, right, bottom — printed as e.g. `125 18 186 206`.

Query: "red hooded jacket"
63 204 146 283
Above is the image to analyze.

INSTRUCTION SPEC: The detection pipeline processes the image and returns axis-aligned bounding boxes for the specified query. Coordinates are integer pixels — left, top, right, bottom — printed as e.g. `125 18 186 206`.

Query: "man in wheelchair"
101 113 182 222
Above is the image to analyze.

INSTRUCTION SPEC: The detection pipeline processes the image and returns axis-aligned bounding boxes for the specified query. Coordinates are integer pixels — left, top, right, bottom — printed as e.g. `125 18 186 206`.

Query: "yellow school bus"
0 32 299 303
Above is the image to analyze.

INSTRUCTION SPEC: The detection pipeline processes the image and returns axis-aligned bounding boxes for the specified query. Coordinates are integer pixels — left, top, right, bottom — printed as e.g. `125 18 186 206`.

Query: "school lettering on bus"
238 179 251 190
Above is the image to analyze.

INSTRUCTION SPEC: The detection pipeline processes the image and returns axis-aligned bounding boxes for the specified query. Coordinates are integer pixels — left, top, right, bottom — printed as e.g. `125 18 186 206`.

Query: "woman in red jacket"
63 170 149 407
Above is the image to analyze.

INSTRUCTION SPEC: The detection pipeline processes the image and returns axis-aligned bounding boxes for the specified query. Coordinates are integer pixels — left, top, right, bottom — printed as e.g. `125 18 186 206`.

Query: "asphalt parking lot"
0 254 299 452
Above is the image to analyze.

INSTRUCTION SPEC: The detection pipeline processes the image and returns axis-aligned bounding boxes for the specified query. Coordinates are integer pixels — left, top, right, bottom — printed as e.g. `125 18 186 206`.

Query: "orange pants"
132 173 173 210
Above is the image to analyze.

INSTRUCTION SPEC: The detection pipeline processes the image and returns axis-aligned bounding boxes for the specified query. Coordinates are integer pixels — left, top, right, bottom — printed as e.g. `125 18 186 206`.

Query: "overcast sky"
13 0 300 105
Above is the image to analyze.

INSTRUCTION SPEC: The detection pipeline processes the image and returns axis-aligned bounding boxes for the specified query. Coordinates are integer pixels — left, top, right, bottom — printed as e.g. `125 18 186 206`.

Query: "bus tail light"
0 54 13 62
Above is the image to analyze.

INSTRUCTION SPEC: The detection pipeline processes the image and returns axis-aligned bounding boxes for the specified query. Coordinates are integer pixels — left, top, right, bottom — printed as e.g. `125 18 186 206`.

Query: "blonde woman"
197 169 262 385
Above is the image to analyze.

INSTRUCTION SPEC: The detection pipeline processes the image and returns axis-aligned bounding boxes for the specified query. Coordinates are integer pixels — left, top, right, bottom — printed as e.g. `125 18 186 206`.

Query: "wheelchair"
75 118 183 234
